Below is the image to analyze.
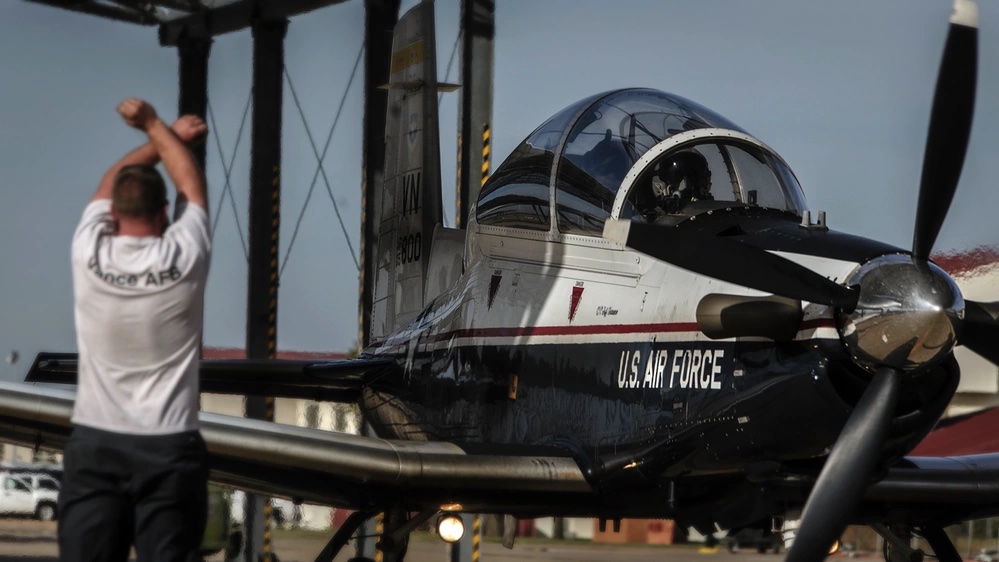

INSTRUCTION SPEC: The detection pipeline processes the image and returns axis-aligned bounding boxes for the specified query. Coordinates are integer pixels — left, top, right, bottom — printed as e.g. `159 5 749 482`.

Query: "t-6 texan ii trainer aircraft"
5 1 999 561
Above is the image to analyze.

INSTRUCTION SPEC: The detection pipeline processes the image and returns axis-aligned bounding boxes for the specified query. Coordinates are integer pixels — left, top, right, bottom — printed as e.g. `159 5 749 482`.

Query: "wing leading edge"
25 352 397 402
0 381 590 511
4 378 999 523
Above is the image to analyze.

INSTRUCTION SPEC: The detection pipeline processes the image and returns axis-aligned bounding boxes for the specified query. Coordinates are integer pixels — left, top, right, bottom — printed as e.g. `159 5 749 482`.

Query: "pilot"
648 150 713 216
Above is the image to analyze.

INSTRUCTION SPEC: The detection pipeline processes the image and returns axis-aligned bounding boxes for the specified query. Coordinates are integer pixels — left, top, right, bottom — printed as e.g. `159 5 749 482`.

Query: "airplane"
3 1 999 562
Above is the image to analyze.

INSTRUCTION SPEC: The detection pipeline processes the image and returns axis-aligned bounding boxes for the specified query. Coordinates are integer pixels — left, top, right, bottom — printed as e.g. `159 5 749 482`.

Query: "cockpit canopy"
475 88 808 235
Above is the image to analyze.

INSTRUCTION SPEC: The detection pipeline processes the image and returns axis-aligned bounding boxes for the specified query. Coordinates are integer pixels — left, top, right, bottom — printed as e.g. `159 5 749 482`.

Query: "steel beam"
358 0 400 350
177 34 211 169
357 0 410 546
159 0 348 45
111 0 199 13
245 17 287 562
25 0 157 25
455 0 494 227
357 4 400 560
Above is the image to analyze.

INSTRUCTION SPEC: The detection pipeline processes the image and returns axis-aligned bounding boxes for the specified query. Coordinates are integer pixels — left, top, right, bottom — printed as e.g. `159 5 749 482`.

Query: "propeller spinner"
837 255 963 373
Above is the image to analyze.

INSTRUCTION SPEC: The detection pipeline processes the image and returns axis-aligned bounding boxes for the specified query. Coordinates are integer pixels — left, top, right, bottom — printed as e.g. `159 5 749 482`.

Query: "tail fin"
369 1 445 343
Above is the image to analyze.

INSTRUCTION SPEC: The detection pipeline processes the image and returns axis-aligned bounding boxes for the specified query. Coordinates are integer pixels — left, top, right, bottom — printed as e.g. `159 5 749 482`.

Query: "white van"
228 490 297 527
0 472 59 520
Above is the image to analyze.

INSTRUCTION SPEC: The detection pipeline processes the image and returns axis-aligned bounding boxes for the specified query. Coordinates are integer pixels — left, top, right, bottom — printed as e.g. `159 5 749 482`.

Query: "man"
650 150 713 216
60 98 211 561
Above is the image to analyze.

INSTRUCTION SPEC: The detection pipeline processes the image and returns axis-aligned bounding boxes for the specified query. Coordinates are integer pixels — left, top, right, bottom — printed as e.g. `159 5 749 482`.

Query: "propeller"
961 300 999 364
603 219 859 310
604 2 981 560
787 2 979 560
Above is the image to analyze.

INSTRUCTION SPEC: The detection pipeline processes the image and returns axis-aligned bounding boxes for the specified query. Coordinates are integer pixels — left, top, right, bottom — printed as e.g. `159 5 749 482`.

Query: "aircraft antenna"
281 43 366 275
439 32 461 107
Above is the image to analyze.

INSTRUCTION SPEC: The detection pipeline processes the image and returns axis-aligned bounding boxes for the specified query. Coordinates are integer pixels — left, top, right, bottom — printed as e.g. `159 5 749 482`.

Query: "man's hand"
171 115 208 146
117 98 158 131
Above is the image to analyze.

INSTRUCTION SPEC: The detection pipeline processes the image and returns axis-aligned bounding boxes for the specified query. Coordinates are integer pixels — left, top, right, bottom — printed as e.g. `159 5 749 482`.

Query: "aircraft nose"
836 254 964 372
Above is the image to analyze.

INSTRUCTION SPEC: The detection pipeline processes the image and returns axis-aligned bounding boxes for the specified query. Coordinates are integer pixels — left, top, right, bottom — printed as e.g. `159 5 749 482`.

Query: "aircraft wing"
4 376 999 523
0 381 592 513
25 352 398 402
861 455 999 524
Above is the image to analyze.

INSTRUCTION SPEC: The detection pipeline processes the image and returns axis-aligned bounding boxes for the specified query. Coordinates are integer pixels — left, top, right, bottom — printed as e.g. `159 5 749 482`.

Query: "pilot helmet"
636 150 714 221
661 150 711 197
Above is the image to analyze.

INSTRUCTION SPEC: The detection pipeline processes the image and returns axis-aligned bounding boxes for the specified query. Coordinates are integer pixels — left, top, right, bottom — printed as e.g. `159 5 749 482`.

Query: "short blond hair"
113 165 167 219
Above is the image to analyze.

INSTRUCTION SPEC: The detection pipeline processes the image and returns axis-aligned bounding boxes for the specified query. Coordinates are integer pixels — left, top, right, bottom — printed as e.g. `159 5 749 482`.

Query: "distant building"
911 406 999 456
935 246 999 416
533 517 597 540
591 518 675 545
198 347 354 530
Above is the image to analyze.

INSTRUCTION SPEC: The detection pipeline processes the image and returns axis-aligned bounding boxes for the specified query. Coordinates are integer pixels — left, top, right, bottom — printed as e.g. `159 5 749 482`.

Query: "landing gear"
377 509 412 562
873 523 962 562
875 523 923 562
313 508 439 562
314 510 374 562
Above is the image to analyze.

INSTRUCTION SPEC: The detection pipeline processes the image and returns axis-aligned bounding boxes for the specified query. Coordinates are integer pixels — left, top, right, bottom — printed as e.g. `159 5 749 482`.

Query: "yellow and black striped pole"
480 124 491 188
456 0 494 226
375 513 385 562
472 515 481 562
259 165 280 562
450 514 480 562
358 163 368 348
247 16 286 561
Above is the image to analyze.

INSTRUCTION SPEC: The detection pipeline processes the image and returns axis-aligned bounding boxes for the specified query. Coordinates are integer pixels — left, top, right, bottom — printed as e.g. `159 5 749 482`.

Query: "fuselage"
363 217 957 481
361 88 959 483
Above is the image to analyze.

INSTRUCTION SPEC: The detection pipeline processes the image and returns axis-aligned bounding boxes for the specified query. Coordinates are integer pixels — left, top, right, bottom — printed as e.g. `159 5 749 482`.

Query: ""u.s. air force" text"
88 257 180 288
617 349 725 390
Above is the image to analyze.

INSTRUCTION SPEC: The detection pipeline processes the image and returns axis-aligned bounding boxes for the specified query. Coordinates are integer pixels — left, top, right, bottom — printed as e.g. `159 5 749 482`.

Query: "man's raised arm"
91 103 208 205
116 98 208 212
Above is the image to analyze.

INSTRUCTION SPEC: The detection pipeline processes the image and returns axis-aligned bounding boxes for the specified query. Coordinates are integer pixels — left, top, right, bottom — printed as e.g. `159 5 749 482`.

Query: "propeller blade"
786 367 901 562
961 300 999 365
912 0 978 260
604 219 858 310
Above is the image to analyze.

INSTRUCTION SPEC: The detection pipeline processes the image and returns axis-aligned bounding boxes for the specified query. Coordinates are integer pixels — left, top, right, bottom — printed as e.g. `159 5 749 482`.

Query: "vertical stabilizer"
370 1 444 343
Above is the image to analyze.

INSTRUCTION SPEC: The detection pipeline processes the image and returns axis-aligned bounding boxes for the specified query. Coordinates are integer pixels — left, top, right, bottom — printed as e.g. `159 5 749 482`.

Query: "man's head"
111 164 168 234
662 151 711 198
645 150 713 216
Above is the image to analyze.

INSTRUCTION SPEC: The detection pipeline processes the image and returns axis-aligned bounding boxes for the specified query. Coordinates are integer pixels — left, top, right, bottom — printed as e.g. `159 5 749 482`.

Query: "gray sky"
1 0 997 382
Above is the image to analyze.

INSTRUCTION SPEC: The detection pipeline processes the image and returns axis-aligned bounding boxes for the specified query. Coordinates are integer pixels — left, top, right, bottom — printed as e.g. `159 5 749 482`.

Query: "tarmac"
0 518 883 562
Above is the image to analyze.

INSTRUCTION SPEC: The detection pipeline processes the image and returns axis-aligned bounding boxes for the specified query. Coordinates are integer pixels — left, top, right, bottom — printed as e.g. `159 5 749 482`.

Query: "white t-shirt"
70 199 211 435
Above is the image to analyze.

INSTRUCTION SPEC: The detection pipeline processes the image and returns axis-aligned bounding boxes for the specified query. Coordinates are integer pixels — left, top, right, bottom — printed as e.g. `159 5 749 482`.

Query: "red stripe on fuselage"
415 318 837 342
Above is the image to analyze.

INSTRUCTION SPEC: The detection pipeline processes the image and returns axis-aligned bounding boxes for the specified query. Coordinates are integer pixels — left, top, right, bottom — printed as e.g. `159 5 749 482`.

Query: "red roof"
203 347 349 361
910 406 999 456
932 245 999 278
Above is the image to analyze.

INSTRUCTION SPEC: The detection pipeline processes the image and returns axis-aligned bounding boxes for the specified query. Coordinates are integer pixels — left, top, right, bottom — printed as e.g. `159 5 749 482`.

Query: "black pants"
58 425 208 562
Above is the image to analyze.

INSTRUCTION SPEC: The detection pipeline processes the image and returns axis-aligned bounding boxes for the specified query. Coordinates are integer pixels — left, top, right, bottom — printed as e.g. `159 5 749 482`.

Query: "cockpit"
475 88 808 235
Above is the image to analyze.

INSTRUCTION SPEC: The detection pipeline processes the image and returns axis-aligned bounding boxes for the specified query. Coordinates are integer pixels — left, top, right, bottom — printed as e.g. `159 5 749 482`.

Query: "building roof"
933 245 999 279
910 406 999 456
203 347 348 361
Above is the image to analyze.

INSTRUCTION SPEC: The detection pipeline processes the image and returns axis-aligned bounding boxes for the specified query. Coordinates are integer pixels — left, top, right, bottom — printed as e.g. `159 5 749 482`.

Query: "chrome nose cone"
837 254 964 372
